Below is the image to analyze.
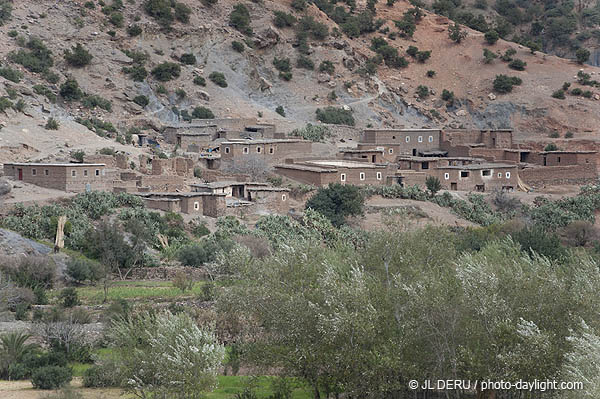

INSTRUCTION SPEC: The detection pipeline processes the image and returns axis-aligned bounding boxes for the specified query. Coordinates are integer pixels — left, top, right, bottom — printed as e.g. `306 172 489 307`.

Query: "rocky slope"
0 0 600 162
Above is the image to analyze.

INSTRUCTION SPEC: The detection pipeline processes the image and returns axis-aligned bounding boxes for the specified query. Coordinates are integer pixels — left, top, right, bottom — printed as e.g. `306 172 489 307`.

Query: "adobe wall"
84 155 116 168
248 190 290 214
520 164 597 187
221 141 312 164
144 198 181 213
140 175 185 192
202 195 227 218
151 157 194 176
275 167 329 186
437 167 517 192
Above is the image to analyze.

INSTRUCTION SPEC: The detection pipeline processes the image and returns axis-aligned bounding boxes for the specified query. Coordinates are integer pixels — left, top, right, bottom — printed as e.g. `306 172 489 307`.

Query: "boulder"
0 179 11 196
488 93 497 101
197 91 210 101
253 27 280 49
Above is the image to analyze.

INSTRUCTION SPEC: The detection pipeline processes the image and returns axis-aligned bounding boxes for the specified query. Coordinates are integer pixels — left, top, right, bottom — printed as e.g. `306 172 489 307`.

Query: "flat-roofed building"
3 163 111 192
275 160 392 187
220 139 312 164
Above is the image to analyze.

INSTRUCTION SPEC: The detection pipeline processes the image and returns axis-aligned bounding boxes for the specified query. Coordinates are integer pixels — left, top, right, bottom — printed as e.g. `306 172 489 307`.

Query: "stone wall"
140 175 185 191
520 164 597 187
125 266 207 280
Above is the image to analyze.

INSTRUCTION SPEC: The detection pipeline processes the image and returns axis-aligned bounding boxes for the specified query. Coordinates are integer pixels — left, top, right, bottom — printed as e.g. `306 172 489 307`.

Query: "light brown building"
3 163 111 192
357 128 442 161
220 139 312 164
275 160 392 187
137 192 227 217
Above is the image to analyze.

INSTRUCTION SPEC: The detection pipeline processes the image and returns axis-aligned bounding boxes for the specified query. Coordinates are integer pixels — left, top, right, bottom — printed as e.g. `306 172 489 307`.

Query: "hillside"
0 0 600 163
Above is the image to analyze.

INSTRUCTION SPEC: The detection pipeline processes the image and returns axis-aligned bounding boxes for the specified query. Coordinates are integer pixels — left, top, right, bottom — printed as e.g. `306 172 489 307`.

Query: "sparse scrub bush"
193 75 206 86
493 74 522 94
33 85 57 103
191 106 214 119
31 366 72 390
179 53 196 65
231 41 244 53
484 29 499 44
483 48 497 63
59 78 83 101
275 106 286 117
319 60 335 74
151 62 181 81
10 37 54 73
229 3 252 35
273 11 296 28
296 55 314 70
290 123 332 142
552 89 566 99
45 118 60 130
315 106 355 126
209 71 227 87
508 58 526 70
81 95 112 111
127 24 142 36
0 65 23 83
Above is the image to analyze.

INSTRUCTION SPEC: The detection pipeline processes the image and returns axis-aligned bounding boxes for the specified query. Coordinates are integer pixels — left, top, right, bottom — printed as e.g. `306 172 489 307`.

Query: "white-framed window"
193 201 200 210
269 147 274 154
376 172 382 180
405 136 410 143
44 169 49 176
506 172 511 179
225 147 230 154
95 169 100 176
444 173 450 180
84 170 88 177
428 136 434 143
389 148 394 154
418 136 423 143
257 147 262 153
359 172 365 181
498 173 502 178
71 170 76 177
340 173 346 182
282 194 287 201
243 147 249 154
482 170 491 177
31 169 37 176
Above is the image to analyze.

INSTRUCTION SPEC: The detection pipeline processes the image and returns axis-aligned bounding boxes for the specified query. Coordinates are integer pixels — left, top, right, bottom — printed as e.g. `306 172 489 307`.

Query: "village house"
337 148 386 163
136 192 227 217
191 181 291 214
355 128 443 161
275 160 393 187
220 139 312 164
3 163 112 192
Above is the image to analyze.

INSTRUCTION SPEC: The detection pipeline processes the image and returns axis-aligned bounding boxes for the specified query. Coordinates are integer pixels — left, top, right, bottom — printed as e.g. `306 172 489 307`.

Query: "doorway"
17 169 23 180
451 182 457 190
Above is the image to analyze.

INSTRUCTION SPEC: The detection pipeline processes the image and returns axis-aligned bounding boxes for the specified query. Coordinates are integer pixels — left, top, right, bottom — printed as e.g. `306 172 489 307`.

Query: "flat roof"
136 192 227 198
247 187 291 192
438 163 517 170
191 181 269 189
275 164 337 173
339 149 385 153
364 128 441 132
305 160 386 169
4 163 106 167
539 150 597 154
176 132 213 136
221 139 306 145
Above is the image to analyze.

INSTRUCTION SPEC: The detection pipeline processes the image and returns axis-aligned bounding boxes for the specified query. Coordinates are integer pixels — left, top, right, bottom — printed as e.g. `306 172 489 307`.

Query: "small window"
428 136 433 143
71 170 76 177
44 169 49 176
269 147 274 154
498 173 502 178
444 173 450 180
392 135 396 140
95 169 100 176
225 147 230 154
360 172 365 181
460 171 469 178
31 169 37 176
405 136 410 143
243 147 249 154
282 194 287 201
194 201 200 210
482 170 491 177
376 172 382 180
84 170 88 177
557 156 561 163
418 136 423 143
506 172 511 179
257 147 262 153
389 148 394 154
341 173 346 182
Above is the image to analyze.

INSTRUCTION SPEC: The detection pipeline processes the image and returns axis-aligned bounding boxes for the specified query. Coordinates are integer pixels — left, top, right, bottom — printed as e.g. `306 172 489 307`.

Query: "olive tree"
108 310 225 399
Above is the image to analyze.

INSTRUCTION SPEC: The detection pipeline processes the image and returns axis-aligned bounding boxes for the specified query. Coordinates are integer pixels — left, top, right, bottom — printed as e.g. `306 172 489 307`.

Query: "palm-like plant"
0 331 38 375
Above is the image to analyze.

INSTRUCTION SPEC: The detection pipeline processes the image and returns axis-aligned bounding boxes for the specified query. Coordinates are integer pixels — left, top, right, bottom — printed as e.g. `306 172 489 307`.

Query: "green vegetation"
273 10 296 28
193 75 206 86
552 89 566 99
315 106 355 126
484 29 499 45
45 118 60 130
179 53 196 65
209 71 227 87
0 0 12 26
229 3 252 35
133 95 149 107
64 44 93 67
483 48 498 63
81 95 112 112
290 123 332 142
416 85 429 99
319 60 335 74
59 78 83 101
275 105 286 117
306 183 364 226
231 40 244 53
33 85 57 103
0 65 23 83
296 55 314 70
576 47 591 64
448 22 467 43
10 37 54 73
508 58 527 71
370 36 409 68
127 24 142 36
191 106 215 119
144 0 190 28
151 62 181 81
493 74 522 94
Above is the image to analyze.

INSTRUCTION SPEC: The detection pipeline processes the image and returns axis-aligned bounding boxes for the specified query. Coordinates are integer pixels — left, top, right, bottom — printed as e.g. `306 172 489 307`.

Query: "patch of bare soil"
0 379 122 399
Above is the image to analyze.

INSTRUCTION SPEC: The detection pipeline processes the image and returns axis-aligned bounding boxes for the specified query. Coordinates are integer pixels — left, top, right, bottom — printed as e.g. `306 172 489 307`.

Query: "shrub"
571 88 583 96
192 106 215 119
127 24 142 36
583 90 593 98
484 29 499 45
565 131 574 138
512 226 566 261
81 95 112 112
416 85 429 99
192 76 206 87
59 78 83 101
60 288 80 308
291 123 332 142
0 1 12 26
407 45 419 57
151 62 181 81
231 41 244 53
108 11 124 27
180 53 196 65
576 48 590 64
83 360 123 388
441 89 455 104
501 48 517 62
493 74 522 94
275 106 285 117
305 183 364 226
144 0 174 28
426 70 436 77
176 88 186 99
544 143 558 151
552 89 566 99
273 57 291 73
483 48 497 63
297 15 329 40
45 118 60 130
122 65 148 82
209 71 227 87
31 366 72 389
229 3 252 35
416 50 431 63
296 55 314 70
174 2 191 23
133 95 149 107
66 258 101 284
33 85 57 103
315 106 355 126
273 11 296 28
508 58 526 71
0 65 23 83
291 0 307 11
448 22 467 43
10 37 54 73
319 60 335 74
172 271 194 293
177 239 233 267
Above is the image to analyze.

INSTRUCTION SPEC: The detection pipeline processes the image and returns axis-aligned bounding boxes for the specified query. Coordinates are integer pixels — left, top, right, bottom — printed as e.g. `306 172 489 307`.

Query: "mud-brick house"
3 163 112 192
356 128 443 161
435 163 518 192
274 160 392 187
220 139 312 165
137 192 227 217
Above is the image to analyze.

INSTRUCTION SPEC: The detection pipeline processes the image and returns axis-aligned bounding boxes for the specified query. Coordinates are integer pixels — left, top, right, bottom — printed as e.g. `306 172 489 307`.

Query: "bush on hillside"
151 62 181 81
315 107 355 126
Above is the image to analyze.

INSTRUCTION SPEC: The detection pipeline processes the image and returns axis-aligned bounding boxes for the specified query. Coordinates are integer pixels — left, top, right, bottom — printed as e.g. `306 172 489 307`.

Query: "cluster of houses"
3 117 598 219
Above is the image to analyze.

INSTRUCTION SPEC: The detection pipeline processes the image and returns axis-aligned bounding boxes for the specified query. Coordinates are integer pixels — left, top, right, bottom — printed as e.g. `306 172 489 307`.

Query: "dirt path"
0 379 122 399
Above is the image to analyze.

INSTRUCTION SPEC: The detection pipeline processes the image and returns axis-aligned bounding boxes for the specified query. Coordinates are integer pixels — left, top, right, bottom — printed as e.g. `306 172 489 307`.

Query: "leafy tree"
151 62 181 81
315 107 355 126
305 183 364 226
179 53 196 65
576 47 591 64
552 89 566 99
231 41 244 53
493 74 522 93
441 89 455 105
229 3 252 35
209 72 227 87
290 123 332 142
273 10 296 28
544 143 558 151
426 176 442 196
144 0 173 28
484 29 499 44
108 311 225 399
191 106 214 119
448 22 467 43
64 44 93 67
